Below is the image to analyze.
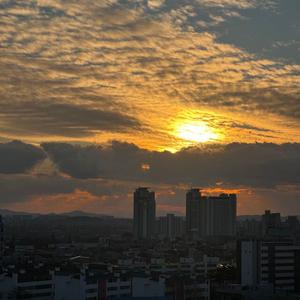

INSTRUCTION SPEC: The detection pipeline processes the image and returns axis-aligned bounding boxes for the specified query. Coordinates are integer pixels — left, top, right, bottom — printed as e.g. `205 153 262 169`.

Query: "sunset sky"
0 0 299 217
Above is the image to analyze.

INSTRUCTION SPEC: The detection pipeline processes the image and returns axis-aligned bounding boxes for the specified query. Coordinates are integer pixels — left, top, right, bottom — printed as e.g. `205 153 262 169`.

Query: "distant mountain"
0 209 40 216
59 210 113 218
0 209 113 219
1 209 299 221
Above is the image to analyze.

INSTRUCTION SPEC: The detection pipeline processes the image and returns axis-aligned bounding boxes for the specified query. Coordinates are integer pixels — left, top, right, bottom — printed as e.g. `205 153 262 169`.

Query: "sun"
175 122 219 143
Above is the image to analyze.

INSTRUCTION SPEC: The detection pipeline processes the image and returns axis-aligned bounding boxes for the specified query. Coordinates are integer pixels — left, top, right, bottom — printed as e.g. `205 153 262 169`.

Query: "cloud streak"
0 0 298 149
0 102 141 138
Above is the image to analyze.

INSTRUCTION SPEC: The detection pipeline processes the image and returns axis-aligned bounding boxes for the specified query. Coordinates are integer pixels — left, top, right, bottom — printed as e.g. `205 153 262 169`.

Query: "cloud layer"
0 139 299 216
1 139 298 189
0 1 299 215
0 0 299 150
41 141 300 189
0 140 46 174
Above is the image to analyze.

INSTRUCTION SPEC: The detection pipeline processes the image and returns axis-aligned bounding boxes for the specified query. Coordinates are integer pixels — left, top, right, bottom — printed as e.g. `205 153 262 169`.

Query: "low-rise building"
0 267 54 300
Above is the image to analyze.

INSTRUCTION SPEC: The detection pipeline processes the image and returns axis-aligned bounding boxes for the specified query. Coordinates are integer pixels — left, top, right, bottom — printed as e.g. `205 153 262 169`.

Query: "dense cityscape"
1 0 299 299
0 187 299 300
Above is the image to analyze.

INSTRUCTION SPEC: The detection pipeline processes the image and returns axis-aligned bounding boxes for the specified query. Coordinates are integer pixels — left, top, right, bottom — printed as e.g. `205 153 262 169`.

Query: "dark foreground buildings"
237 238 300 293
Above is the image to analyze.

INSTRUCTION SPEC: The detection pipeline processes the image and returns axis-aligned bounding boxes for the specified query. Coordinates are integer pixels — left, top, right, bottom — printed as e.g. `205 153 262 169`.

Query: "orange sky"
0 0 299 216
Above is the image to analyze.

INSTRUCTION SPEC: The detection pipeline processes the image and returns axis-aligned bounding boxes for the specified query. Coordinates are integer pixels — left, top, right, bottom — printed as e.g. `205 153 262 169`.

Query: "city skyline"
0 0 299 217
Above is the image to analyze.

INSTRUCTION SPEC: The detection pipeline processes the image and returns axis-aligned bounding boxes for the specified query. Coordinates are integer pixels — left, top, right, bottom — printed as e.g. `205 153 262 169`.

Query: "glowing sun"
176 122 219 143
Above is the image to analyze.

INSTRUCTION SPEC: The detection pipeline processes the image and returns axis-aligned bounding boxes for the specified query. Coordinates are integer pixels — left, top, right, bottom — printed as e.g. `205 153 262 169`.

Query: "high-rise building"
186 189 236 238
285 216 300 235
237 218 262 238
0 215 3 269
186 188 206 237
157 214 185 238
157 216 168 236
237 238 300 293
262 210 282 236
133 187 156 239
174 216 185 236
206 193 236 237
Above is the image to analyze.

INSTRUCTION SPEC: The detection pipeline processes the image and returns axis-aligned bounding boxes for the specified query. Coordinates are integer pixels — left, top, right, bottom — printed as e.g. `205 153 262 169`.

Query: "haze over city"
0 0 299 217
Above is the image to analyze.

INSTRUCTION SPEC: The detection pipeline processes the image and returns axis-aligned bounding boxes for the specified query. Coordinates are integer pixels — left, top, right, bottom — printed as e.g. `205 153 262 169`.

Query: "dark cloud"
0 102 141 137
42 141 148 179
0 140 46 174
228 122 271 132
0 172 129 204
42 141 300 188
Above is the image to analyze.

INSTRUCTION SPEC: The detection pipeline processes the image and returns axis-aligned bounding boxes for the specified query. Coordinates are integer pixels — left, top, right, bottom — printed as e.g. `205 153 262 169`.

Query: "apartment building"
237 238 300 293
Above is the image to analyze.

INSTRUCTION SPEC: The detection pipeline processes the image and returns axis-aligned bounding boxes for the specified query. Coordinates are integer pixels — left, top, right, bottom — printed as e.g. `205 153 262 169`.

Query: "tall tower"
261 210 281 236
133 187 156 239
186 188 207 237
186 190 237 238
206 193 236 236
0 215 3 269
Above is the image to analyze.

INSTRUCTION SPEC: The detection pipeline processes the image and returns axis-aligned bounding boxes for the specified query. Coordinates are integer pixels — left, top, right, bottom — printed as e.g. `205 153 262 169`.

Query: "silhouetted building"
285 216 300 235
174 215 185 237
157 216 168 236
186 189 236 238
262 210 281 237
237 218 262 238
157 214 185 238
133 187 156 239
186 188 206 237
206 193 236 237
0 215 3 269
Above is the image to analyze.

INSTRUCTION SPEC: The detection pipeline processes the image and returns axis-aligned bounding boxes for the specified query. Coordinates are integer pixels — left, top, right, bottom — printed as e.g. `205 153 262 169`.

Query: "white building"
0 268 54 300
237 239 300 293
52 261 212 300
132 275 165 297
54 270 131 300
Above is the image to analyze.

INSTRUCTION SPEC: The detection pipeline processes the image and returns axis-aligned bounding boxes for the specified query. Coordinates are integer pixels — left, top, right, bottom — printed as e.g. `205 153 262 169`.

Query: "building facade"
206 194 236 237
186 189 206 237
132 274 210 300
237 238 300 293
0 215 3 269
157 214 185 238
133 187 156 239
186 189 236 238
0 268 54 300
262 210 282 237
